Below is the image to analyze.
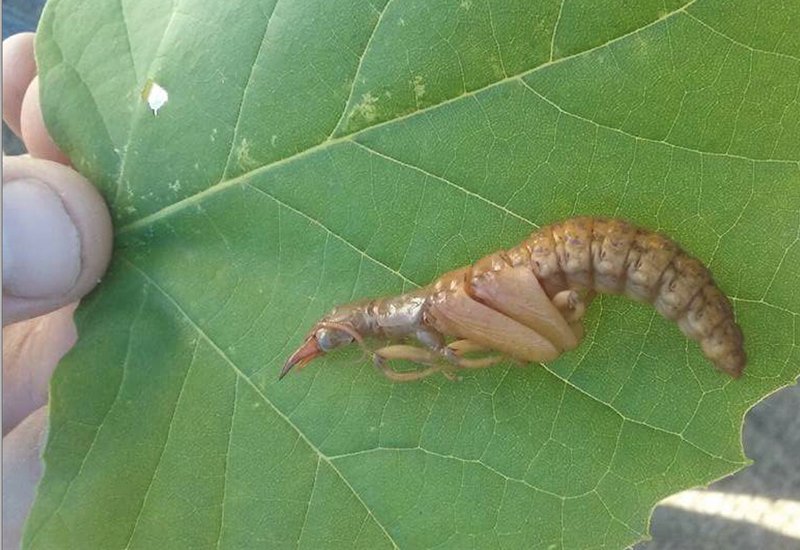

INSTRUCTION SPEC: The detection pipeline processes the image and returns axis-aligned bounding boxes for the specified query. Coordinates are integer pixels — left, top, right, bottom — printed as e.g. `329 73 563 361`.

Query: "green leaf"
27 0 800 548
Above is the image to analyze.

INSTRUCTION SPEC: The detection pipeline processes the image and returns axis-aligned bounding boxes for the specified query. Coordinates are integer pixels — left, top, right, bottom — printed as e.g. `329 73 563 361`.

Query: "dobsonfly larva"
281 216 746 382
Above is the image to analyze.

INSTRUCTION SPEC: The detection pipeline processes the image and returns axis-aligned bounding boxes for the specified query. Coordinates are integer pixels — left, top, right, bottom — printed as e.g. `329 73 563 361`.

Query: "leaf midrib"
116 0 709 237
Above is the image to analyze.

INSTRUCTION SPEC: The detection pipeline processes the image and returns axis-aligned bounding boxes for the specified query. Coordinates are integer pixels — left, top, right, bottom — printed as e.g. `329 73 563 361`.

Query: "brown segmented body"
281 216 745 381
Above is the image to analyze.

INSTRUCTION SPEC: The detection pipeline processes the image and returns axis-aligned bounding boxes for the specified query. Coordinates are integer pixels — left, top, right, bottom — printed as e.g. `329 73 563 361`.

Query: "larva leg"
445 352 506 369
554 291 591 342
448 339 489 355
551 290 590 341
373 338 502 382
428 287 561 363
442 340 506 369
445 339 506 368
552 290 587 322
374 344 438 365
469 262 578 351
372 346 448 382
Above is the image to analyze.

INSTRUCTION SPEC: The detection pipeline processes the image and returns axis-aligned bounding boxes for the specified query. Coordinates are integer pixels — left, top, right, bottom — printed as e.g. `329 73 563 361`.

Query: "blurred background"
3 0 798 548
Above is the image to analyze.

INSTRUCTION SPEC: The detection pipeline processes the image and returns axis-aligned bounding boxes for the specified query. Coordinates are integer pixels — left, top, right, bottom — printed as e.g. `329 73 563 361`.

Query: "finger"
2 156 113 325
2 406 48 550
20 77 70 164
2 32 37 138
2 304 76 435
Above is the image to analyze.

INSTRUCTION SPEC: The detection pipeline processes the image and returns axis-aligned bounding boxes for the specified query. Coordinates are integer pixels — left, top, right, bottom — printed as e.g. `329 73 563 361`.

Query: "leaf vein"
112 0 180 205
220 0 281 179
117 0 715 235
329 0 397 138
124 335 199 550
244 182 418 287
26 285 150 550
215 376 238 550
684 10 800 63
519 79 799 164
119 255 401 550
351 141 539 229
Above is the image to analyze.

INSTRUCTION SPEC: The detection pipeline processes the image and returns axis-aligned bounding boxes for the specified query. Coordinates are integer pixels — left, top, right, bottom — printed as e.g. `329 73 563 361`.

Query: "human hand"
2 32 113 549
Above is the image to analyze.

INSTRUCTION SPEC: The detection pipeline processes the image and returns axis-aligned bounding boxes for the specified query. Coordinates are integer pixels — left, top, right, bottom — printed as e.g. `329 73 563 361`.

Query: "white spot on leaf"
353 92 378 123
413 75 426 101
236 138 258 169
141 79 169 115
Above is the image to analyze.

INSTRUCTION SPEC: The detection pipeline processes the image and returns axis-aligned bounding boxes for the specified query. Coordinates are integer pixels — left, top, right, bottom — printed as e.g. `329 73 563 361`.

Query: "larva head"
279 303 369 379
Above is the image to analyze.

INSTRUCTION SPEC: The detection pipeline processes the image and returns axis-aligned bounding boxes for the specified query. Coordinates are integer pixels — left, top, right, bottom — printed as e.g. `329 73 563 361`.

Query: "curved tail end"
700 321 746 379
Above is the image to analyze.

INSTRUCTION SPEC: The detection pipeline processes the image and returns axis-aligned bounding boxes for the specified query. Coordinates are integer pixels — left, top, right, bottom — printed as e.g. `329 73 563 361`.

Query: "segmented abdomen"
523 216 745 377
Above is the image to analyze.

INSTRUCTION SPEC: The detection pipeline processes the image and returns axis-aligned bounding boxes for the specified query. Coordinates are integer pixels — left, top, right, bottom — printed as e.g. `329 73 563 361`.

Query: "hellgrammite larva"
281 216 746 382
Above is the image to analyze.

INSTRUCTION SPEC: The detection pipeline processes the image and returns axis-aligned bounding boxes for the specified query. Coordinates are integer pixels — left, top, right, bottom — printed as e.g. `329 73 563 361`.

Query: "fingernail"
2 178 81 299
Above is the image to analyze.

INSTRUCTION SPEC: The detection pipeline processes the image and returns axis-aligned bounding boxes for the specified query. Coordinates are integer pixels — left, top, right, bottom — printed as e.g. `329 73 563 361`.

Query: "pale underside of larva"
281 216 745 382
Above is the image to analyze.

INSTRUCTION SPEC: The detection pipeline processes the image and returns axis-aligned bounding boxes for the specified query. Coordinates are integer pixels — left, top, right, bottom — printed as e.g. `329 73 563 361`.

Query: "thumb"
2 156 113 325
